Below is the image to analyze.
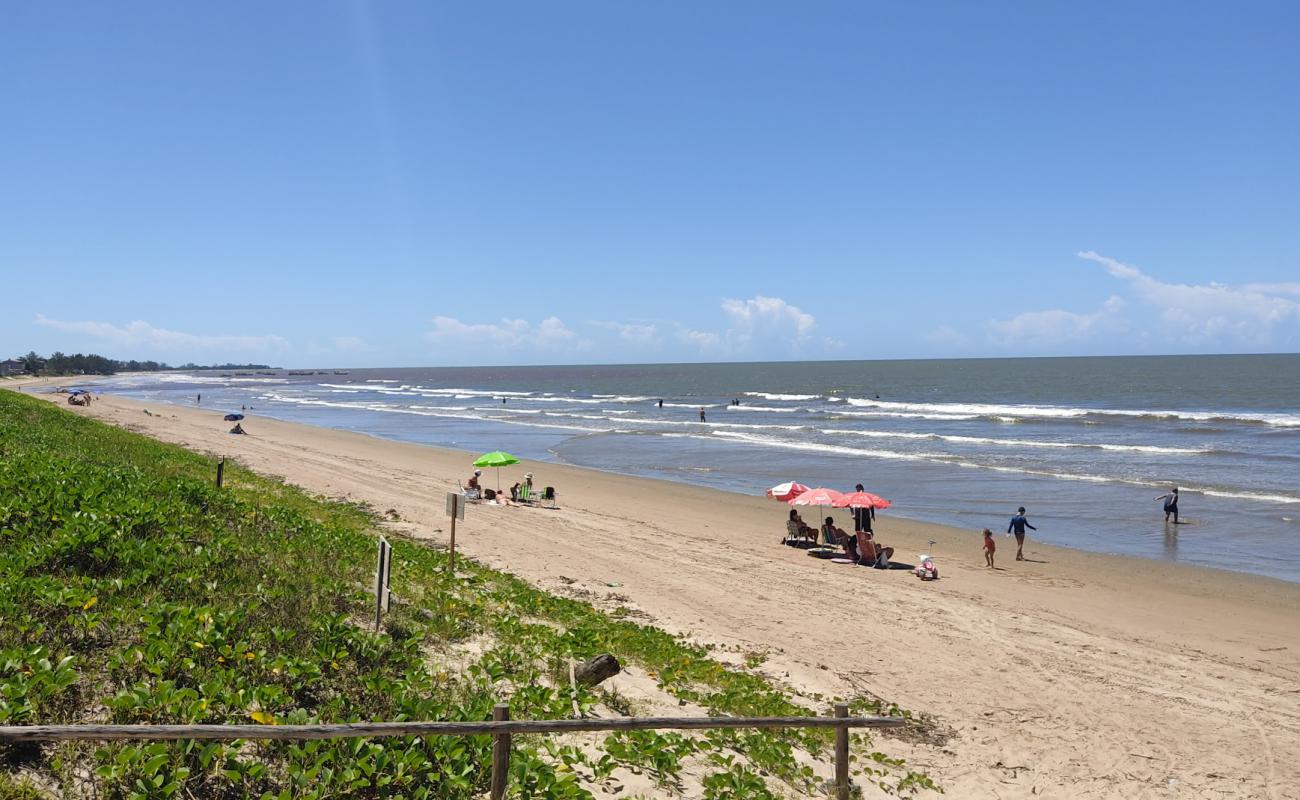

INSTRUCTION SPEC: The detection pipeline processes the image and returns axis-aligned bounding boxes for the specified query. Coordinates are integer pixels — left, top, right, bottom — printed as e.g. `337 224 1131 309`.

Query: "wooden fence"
1 702 903 799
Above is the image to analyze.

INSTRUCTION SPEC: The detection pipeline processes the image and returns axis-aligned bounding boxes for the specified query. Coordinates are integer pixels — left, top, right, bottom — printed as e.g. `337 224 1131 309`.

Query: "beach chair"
517 484 534 504
458 481 481 502
820 524 840 547
784 518 802 545
539 486 557 508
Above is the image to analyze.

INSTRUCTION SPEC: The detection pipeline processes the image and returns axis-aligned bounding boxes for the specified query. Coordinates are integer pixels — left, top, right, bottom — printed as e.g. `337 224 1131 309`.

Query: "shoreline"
9 382 1300 797
30 373 1300 588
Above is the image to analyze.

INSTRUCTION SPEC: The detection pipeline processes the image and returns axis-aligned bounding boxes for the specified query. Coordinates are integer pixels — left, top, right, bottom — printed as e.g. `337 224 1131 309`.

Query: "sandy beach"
14 381 1300 799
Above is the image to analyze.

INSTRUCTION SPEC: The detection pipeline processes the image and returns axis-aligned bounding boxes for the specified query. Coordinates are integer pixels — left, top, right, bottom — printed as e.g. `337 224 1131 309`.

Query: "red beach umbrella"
765 481 810 501
832 491 892 510
789 487 845 507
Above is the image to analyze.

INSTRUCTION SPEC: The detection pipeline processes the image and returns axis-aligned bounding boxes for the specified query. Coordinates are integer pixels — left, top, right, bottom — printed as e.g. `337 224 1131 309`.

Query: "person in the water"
1155 487 1180 524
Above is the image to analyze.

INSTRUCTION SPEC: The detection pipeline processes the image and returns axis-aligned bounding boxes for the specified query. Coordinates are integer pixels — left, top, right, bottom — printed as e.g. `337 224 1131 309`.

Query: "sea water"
90 354 1300 582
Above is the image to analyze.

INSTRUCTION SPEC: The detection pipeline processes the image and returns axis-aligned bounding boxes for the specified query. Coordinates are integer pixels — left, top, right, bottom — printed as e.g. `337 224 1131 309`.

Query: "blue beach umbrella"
224 413 245 422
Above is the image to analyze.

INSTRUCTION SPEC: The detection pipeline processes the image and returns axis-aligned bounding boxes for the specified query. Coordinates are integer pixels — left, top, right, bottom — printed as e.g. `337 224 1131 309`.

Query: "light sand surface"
17 386 1300 799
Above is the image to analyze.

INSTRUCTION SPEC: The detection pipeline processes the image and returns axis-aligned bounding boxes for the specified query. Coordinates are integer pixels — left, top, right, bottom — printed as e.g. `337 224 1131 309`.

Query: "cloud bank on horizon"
982 252 1300 353
28 256 1300 365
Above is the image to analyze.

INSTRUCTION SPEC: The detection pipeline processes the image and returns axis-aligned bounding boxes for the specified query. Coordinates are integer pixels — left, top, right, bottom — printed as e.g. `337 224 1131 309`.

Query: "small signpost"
445 492 465 574
374 536 392 631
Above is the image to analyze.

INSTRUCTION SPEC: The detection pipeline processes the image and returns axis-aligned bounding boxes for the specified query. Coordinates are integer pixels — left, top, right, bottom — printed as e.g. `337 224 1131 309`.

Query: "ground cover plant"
0 391 936 798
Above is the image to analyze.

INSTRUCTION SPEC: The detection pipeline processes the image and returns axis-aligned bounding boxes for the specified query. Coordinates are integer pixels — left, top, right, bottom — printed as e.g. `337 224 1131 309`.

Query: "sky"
3 1 1298 367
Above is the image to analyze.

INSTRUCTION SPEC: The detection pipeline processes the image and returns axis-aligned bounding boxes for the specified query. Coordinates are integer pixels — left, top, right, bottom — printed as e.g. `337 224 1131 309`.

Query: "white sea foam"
743 392 821 401
843 397 1300 427
820 428 1209 455
710 430 942 462
824 409 981 421
157 374 284 385
264 393 606 433
710 429 1300 504
1196 488 1300 505
724 405 800 413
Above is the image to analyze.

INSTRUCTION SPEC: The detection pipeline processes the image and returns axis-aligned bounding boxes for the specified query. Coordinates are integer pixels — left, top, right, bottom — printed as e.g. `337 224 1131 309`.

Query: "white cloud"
1077 251 1300 345
35 314 289 353
720 296 815 337
674 327 725 353
988 296 1125 345
425 315 583 351
1242 282 1300 296
591 320 660 345
676 296 834 356
925 326 966 345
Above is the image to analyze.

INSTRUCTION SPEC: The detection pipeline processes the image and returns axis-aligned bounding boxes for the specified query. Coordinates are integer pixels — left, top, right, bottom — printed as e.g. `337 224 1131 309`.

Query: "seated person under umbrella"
786 509 816 544
857 530 895 567
821 517 862 560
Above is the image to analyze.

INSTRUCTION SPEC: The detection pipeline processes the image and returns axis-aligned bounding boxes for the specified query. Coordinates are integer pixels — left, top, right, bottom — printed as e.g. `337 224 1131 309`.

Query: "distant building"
0 358 27 376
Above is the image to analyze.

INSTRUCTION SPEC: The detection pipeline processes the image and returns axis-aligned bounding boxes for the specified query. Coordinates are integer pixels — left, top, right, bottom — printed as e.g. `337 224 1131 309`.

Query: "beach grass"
0 390 934 798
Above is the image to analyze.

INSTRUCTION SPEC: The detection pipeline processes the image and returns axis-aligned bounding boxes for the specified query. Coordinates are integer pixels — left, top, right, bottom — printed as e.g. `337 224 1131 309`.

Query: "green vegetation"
8 351 275 377
11 351 168 376
0 391 935 798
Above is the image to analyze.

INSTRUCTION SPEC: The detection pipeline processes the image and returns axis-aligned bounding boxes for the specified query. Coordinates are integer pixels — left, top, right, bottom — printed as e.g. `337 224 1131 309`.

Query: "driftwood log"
574 654 621 686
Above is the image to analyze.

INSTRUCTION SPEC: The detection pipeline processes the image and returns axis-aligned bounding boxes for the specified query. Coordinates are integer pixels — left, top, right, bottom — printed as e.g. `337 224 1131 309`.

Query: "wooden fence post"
834 703 849 800
490 703 511 800
448 512 457 575
215 457 225 488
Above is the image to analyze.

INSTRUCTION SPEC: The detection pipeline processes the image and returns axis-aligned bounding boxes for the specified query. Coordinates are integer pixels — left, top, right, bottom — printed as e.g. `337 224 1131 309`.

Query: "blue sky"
3 1 1298 366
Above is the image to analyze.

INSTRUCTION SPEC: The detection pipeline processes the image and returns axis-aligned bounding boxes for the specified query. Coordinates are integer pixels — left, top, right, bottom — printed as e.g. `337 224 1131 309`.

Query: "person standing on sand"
851 483 875 534
983 528 996 568
1007 506 1036 561
1155 487 1180 524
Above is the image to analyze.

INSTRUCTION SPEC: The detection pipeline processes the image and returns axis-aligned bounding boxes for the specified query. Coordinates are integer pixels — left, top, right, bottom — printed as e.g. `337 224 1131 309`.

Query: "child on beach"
983 528 996 568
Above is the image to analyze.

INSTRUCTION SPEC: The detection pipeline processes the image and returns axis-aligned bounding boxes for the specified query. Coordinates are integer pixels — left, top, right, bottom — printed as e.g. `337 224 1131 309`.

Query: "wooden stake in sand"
445 492 465 574
374 537 391 632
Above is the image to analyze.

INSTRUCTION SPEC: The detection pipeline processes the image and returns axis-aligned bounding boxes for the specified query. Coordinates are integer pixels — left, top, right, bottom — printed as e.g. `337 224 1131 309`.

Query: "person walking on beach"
1008 506 1036 561
983 528 996 568
1155 487 1180 524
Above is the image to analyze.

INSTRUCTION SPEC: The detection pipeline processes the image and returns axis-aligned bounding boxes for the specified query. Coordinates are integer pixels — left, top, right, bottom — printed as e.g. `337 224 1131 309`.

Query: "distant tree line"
14 351 274 376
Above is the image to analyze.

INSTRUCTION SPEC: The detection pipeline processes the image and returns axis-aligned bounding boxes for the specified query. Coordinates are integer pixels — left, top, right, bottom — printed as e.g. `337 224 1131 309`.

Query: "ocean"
88 354 1300 582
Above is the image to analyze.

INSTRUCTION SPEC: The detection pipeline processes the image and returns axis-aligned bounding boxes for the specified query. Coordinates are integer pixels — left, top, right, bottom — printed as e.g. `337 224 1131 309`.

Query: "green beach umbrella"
473 451 520 491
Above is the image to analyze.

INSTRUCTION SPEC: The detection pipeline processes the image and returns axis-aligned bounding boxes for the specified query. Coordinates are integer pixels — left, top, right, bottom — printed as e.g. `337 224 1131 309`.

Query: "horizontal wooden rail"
0 713 902 743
